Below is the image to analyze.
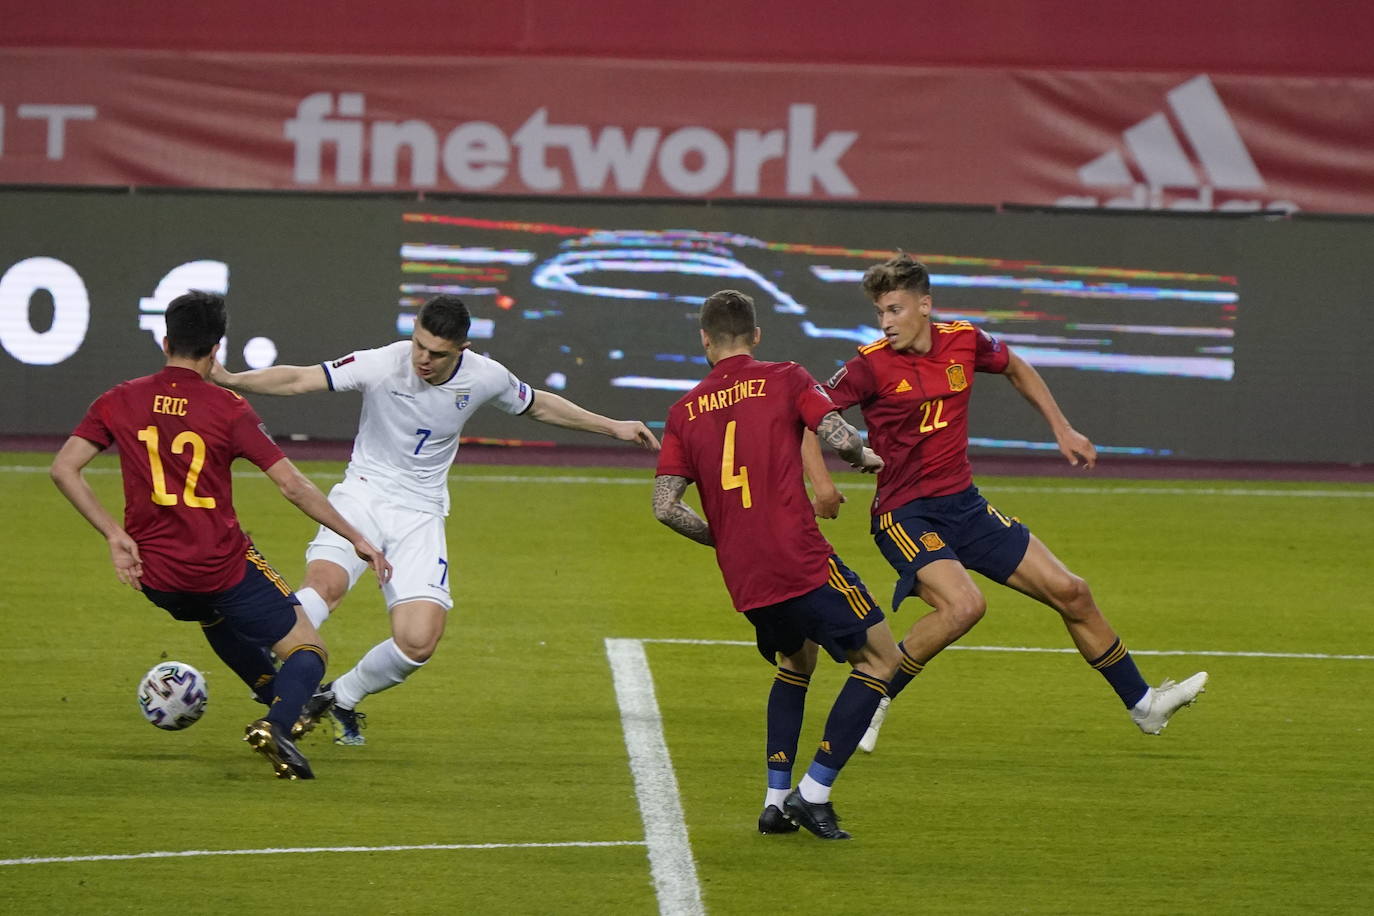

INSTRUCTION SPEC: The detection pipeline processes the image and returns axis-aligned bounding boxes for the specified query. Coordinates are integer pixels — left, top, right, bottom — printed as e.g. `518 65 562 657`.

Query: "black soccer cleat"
291 682 336 740
783 789 850 840
758 804 800 835
244 719 315 780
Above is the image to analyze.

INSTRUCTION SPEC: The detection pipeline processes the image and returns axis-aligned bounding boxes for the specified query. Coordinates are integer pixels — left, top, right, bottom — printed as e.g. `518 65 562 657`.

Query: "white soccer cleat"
859 696 892 753
1131 671 1209 735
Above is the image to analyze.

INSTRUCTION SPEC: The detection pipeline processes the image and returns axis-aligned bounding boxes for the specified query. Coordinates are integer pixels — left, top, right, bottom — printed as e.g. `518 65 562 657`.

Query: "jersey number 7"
720 420 752 509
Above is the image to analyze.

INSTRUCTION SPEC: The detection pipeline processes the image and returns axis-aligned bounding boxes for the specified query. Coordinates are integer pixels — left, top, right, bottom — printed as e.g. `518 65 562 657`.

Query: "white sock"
296 587 330 629
798 774 831 804
332 638 424 710
1132 688 1154 713
765 788 789 810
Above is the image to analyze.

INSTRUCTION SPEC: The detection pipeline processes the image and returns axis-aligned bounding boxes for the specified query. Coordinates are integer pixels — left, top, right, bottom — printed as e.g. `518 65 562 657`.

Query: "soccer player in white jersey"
212 296 659 743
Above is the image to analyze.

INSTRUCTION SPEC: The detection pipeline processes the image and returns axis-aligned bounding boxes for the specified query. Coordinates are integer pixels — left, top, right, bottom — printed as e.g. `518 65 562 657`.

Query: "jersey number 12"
137 426 217 509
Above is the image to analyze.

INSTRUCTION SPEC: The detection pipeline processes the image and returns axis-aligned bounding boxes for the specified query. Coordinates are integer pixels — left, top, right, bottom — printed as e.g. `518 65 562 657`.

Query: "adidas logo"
1056 75 1296 213
894 378 912 393
768 751 790 764
818 740 832 754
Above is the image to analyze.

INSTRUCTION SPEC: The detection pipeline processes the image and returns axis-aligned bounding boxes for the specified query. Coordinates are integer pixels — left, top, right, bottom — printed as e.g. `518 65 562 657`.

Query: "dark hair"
164 291 227 358
417 295 472 344
862 252 930 300
700 289 756 344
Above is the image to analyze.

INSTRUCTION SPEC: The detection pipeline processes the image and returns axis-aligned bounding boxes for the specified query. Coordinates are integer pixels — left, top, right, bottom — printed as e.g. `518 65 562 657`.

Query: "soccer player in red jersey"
652 289 898 840
51 291 391 779
823 254 1207 751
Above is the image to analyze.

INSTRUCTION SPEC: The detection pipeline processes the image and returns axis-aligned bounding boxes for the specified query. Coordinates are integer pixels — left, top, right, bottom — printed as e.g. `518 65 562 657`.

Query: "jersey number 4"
137 426 216 509
720 420 752 509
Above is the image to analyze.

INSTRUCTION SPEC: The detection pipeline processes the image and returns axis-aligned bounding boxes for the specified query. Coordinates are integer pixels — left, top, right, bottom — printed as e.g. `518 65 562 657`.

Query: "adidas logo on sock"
768 751 790 764
1057 75 1295 213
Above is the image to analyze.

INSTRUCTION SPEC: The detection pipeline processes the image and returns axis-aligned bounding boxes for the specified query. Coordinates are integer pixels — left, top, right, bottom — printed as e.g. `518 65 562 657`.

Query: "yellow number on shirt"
918 398 949 433
137 426 217 509
720 420 752 508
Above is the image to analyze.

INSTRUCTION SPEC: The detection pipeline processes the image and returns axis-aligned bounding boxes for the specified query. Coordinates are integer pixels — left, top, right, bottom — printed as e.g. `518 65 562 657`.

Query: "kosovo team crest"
454 389 472 410
946 363 968 392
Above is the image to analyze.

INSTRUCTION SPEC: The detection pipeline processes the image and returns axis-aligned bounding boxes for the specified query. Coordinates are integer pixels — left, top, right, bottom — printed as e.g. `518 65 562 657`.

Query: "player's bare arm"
817 411 883 473
801 429 845 518
263 458 394 584
1001 351 1097 469
526 389 661 450
210 362 330 396
652 475 715 546
51 436 144 589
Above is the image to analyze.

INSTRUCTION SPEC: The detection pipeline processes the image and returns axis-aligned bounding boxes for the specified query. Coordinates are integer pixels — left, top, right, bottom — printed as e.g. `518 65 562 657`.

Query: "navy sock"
885 640 926 700
810 669 889 781
766 667 810 790
265 646 326 732
199 617 276 704
1089 638 1149 708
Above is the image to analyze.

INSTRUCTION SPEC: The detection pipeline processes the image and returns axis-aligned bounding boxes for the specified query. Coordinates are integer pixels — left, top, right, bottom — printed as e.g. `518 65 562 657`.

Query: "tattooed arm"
816 411 883 473
652 475 714 546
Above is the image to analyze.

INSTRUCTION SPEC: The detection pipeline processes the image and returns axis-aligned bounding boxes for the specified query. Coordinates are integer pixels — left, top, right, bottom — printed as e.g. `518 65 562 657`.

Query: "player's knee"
394 634 439 663
1048 573 1094 618
939 589 986 634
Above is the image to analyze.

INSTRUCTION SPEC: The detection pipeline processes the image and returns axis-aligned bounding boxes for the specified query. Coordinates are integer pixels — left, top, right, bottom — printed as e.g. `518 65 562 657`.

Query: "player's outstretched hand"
208 360 232 386
353 539 394 585
108 531 143 590
613 420 661 451
1058 427 1097 469
852 447 884 474
811 487 845 519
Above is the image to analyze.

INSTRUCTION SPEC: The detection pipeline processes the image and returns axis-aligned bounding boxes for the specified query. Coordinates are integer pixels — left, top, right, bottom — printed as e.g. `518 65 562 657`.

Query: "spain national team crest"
946 363 968 392
920 532 946 551
454 389 472 410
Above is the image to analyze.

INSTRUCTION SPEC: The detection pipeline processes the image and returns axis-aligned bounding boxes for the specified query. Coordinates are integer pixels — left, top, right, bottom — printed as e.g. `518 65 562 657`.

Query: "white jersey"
322 341 533 515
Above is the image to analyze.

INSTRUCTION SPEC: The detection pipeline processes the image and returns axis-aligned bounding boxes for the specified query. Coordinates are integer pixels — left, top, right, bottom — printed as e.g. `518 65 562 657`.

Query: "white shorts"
306 477 453 611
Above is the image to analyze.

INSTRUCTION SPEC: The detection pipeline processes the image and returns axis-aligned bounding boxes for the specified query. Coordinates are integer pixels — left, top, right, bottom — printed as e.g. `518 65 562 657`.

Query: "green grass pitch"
1 451 1371 914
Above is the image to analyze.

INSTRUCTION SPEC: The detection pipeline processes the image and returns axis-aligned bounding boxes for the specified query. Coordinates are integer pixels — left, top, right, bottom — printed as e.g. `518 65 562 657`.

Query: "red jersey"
826 322 1011 515
656 355 838 612
71 366 286 593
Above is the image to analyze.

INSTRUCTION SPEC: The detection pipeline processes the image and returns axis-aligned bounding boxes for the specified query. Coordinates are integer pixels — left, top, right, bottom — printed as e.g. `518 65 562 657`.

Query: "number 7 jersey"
656 354 838 612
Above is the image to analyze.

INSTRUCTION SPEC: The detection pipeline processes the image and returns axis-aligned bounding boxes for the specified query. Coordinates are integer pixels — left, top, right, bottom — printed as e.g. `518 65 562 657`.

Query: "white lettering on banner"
0 257 89 365
1057 75 1297 213
0 105 97 160
283 95 859 197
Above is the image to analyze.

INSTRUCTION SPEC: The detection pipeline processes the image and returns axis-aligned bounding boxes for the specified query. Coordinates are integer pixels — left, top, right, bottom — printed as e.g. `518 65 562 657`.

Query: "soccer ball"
137 661 208 730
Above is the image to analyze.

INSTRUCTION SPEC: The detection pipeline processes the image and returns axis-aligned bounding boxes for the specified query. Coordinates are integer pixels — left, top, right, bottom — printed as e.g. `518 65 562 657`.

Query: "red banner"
2 49 1371 213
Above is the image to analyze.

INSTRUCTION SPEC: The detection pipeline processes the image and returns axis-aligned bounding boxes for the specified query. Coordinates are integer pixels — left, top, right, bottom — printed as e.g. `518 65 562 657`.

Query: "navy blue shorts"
141 545 300 648
872 485 1031 611
743 555 886 665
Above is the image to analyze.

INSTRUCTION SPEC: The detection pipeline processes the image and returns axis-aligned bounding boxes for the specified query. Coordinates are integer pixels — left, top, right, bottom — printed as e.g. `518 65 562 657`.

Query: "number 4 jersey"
656 354 838 612
72 366 286 592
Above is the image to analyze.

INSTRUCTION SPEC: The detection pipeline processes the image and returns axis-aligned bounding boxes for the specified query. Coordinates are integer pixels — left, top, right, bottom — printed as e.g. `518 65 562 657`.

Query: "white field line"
638 638 1374 661
4 464 1368 498
605 638 706 916
0 840 644 868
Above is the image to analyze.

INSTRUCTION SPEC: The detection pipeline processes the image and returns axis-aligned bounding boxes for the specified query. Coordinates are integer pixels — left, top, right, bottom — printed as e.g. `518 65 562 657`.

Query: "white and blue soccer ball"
137 661 208 730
